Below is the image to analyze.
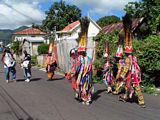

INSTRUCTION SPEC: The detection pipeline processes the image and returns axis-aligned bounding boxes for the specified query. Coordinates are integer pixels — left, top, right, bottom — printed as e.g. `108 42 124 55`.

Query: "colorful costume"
120 55 144 105
114 36 125 95
118 14 145 107
102 42 114 93
46 54 57 80
76 52 93 104
114 58 125 95
103 61 114 93
65 49 79 94
76 17 93 105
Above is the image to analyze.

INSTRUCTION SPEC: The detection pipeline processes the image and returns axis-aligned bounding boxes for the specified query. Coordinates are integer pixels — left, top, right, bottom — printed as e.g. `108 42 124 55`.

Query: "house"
55 17 102 72
100 18 145 38
56 17 102 39
12 28 49 56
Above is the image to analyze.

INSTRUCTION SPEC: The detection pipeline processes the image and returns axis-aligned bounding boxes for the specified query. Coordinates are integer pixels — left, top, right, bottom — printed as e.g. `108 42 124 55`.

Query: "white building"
55 17 101 72
13 28 49 55
56 17 101 40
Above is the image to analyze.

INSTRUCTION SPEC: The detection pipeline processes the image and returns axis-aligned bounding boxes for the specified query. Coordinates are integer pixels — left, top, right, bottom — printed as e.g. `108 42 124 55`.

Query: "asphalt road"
0 58 160 120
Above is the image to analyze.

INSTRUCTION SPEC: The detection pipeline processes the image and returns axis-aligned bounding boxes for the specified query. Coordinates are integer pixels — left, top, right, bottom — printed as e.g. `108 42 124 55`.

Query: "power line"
3 2 39 23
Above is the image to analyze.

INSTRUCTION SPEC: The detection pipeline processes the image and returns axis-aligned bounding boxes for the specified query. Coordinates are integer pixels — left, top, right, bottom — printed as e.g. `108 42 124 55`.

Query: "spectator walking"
1 48 16 83
21 50 31 82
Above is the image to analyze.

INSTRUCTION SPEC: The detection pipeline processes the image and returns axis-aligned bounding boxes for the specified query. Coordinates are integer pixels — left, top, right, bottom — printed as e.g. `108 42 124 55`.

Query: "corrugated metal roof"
13 28 47 35
101 18 144 34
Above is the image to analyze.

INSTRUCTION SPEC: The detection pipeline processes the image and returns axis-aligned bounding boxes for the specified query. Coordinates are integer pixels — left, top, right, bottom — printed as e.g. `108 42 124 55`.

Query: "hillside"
0 26 29 46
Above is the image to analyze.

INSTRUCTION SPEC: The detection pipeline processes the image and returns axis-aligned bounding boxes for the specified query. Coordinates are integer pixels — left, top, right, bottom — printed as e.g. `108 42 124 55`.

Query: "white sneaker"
25 79 30 82
6 80 9 83
86 101 90 105
82 101 85 105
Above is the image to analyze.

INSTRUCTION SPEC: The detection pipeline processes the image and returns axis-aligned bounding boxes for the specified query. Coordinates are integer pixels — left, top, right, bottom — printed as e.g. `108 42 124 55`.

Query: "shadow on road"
92 89 107 102
47 77 65 81
16 78 42 82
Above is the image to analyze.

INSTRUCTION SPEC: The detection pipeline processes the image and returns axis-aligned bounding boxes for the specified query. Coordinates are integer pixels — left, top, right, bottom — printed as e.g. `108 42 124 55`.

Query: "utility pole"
48 26 56 44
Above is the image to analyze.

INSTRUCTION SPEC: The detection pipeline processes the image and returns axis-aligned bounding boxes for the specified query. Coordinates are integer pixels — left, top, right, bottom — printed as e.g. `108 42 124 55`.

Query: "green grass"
143 85 160 96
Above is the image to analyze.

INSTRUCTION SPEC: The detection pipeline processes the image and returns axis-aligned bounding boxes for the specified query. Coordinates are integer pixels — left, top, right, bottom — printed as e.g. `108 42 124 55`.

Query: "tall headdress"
123 14 133 53
116 33 124 58
104 41 109 58
78 17 90 52
48 43 54 53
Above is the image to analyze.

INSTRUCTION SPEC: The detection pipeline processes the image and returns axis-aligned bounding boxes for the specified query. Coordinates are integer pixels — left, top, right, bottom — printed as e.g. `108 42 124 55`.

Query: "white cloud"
0 0 47 29
0 0 140 29
74 0 140 17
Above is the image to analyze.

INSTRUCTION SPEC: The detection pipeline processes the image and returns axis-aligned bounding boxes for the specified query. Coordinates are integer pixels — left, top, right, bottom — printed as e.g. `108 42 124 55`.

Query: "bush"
93 31 119 82
133 35 160 87
11 41 20 55
94 32 160 87
38 44 49 55
94 30 119 61
31 55 37 66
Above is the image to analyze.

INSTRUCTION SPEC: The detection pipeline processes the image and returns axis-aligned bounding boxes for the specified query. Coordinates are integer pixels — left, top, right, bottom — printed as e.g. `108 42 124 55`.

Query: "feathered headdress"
78 17 90 52
122 14 133 53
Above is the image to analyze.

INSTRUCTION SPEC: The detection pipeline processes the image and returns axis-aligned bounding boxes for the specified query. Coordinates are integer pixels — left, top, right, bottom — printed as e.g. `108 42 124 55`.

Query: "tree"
32 23 41 29
41 0 81 31
133 35 160 87
124 0 160 34
11 40 20 55
38 44 49 55
96 16 121 28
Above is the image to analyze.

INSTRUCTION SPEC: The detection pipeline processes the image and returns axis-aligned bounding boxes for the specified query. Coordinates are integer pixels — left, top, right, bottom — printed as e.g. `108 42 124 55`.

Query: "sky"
0 0 140 30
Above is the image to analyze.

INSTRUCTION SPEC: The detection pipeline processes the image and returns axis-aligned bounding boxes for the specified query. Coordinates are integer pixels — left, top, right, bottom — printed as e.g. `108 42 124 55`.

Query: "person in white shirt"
1 48 16 83
21 50 31 82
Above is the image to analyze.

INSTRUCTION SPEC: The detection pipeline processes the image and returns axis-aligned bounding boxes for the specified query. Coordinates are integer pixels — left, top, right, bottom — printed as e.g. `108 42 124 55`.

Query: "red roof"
13 28 46 35
62 20 80 31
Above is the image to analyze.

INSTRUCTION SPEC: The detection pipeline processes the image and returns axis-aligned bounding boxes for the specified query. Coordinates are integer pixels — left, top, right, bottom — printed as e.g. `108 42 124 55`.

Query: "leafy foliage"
93 31 119 82
96 16 121 28
94 31 160 87
41 0 81 31
133 35 160 87
31 55 37 66
38 44 49 55
124 0 160 34
94 30 120 64
11 40 20 55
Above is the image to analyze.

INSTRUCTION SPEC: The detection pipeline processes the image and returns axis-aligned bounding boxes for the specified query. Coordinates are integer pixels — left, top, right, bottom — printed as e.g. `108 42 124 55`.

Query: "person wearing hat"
65 48 80 99
116 14 145 107
103 53 114 93
102 42 115 93
118 42 145 107
113 45 126 95
76 47 93 105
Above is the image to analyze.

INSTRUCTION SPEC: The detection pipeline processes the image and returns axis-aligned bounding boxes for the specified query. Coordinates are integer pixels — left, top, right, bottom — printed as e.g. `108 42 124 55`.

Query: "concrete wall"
37 54 47 67
56 38 78 72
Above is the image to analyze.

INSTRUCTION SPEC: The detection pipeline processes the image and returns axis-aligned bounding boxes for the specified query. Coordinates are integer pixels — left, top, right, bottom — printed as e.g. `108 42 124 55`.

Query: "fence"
55 37 95 73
